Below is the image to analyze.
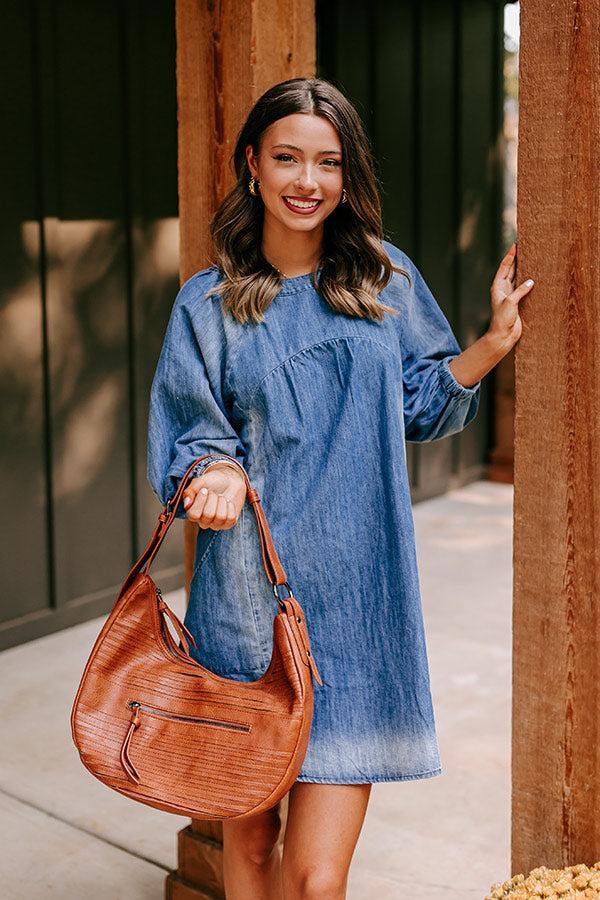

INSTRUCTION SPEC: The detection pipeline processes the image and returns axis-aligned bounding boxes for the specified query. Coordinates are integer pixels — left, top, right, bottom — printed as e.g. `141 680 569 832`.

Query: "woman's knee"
222 804 283 867
282 862 347 900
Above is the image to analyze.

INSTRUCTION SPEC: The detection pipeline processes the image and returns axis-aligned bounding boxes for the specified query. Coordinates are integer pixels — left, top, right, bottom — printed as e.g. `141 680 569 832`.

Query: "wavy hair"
205 77 411 325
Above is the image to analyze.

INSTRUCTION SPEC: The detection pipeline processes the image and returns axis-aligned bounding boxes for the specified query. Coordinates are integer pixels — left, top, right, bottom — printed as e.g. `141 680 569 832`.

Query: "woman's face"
245 113 344 234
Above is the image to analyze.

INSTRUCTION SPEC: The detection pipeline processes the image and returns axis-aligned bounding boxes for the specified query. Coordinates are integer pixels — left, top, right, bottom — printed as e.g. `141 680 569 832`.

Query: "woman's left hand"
487 242 535 350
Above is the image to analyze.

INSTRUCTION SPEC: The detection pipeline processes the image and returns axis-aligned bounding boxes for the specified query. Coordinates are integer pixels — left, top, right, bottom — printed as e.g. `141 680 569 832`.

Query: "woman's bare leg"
222 800 284 900
281 782 372 900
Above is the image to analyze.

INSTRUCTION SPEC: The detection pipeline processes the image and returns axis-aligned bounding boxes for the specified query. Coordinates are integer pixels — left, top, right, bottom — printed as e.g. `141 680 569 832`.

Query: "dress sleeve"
146 272 246 519
394 250 481 443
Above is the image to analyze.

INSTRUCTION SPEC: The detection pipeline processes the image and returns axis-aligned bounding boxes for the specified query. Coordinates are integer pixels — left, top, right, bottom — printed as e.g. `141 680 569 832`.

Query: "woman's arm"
448 331 512 388
147 270 246 519
384 243 481 443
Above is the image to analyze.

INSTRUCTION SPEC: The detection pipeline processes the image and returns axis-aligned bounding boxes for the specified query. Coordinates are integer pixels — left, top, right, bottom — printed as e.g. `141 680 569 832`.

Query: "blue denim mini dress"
146 239 481 784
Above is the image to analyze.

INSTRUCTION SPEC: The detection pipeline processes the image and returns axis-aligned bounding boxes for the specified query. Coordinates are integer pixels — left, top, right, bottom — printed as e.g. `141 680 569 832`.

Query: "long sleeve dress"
146 239 481 784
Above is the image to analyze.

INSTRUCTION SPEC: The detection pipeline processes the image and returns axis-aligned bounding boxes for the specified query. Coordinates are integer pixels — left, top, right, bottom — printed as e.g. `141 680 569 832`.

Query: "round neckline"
210 264 321 295
277 270 320 294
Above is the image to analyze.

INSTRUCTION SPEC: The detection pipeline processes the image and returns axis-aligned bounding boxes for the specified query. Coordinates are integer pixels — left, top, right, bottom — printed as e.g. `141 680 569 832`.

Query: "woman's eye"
272 154 341 167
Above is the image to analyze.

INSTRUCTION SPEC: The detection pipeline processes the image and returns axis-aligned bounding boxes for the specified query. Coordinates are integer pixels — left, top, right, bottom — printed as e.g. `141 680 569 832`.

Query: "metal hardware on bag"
273 581 294 609
273 581 294 600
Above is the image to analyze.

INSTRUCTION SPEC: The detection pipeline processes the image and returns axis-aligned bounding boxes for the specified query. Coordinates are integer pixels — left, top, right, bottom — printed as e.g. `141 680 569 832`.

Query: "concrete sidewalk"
0 480 513 899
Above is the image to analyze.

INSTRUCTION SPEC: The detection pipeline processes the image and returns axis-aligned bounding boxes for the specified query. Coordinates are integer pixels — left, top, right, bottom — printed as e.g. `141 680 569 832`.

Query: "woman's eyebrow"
271 143 342 155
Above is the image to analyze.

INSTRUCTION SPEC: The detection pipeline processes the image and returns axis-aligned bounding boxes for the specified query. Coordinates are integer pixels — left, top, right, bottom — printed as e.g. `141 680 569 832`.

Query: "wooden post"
512 0 600 876
167 2 315 896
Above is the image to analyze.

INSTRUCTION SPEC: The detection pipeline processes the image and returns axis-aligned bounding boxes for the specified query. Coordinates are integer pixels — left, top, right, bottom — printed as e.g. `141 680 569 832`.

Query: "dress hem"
294 767 442 785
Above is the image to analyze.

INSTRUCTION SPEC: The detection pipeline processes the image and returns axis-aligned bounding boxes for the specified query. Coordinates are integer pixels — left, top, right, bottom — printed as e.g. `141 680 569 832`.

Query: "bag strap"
117 454 291 606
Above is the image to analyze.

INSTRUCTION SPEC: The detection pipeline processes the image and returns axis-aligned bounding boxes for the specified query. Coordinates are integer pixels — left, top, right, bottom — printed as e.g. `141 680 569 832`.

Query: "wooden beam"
512 0 600 874
170 1 315 896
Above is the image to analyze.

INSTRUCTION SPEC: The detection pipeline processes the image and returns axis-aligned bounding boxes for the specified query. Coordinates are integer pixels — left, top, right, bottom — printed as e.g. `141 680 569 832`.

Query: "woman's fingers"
494 242 517 283
186 485 240 530
509 278 535 302
182 485 198 512
200 492 236 530
182 468 246 530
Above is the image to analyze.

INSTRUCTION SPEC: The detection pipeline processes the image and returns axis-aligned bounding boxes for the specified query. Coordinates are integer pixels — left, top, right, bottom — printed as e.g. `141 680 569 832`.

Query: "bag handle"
117 454 292 607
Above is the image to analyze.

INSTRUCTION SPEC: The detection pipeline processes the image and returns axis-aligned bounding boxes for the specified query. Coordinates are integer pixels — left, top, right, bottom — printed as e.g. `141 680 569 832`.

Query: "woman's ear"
245 144 258 178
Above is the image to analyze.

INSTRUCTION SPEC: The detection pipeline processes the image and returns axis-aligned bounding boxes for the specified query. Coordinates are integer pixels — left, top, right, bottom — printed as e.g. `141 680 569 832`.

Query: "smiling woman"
203 77 412 325
146 76 530 900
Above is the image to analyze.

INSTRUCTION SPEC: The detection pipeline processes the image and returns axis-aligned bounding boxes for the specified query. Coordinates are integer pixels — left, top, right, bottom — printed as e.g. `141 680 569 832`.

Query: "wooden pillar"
167 2 315 897
512 0 600 875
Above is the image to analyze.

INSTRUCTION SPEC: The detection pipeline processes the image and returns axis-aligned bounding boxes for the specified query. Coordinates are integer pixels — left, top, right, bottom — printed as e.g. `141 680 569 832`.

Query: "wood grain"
513 0 600 874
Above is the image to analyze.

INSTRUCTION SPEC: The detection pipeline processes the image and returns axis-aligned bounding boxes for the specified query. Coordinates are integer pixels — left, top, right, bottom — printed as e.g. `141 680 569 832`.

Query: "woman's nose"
294 167 319 191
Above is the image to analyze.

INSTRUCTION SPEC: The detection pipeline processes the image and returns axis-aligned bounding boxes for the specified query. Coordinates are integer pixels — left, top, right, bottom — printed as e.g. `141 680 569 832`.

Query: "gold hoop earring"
249 176 260 196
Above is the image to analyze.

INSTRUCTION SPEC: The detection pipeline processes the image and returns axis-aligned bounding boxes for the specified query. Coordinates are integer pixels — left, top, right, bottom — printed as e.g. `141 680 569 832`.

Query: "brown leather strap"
117 454 288 602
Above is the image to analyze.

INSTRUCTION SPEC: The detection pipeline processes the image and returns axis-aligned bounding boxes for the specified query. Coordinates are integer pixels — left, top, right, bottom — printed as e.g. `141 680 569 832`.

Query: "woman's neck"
261 217 323 277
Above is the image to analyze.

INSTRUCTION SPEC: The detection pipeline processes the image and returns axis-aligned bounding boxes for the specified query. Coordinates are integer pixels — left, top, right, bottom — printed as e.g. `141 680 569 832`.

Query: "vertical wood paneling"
47 1 131 607
371 0 420 488
456 0 498 480
0 1 49 624
415 0 458 497
124 0 183 597
0 0 180 649
327 0 373 135
372 0 416 255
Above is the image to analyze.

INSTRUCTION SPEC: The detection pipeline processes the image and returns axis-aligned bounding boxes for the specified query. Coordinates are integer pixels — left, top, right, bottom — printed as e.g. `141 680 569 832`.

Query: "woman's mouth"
282 196 323 215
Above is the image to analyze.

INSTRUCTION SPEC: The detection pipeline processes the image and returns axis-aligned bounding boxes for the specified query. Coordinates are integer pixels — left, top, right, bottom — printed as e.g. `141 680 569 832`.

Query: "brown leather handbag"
70 453 322 820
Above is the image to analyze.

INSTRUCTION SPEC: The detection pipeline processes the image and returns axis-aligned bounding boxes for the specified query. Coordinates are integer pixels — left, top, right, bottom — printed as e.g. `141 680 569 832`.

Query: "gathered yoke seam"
240 334 398 415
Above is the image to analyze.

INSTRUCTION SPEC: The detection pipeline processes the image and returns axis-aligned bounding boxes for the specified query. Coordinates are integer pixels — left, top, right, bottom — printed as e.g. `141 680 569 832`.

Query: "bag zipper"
126 700 252 733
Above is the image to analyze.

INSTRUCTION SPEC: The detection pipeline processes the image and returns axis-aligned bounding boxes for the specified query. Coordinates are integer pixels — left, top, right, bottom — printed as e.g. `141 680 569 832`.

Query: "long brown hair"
205 77 411 325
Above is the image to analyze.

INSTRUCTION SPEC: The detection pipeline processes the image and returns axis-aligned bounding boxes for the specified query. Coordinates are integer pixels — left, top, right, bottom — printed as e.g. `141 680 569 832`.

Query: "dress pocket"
184 506 268 679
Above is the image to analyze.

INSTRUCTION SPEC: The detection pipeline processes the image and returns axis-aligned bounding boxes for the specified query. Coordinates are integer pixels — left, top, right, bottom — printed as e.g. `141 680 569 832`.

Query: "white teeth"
284 197 320 209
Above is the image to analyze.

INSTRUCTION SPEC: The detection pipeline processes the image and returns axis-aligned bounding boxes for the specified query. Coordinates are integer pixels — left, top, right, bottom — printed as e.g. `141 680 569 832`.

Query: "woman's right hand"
182 463 247 530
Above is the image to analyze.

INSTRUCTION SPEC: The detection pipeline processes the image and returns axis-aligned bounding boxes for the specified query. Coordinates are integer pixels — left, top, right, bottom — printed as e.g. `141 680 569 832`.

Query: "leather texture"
70 453 322 820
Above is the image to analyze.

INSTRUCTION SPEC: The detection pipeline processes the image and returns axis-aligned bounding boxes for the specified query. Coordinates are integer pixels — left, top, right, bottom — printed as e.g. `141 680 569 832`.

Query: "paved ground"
0 480 513 899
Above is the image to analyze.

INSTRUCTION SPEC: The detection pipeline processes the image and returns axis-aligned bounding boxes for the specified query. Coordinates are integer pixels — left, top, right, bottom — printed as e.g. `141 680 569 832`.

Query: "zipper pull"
120 702 141 783
156 592 197 652
306 648 323 687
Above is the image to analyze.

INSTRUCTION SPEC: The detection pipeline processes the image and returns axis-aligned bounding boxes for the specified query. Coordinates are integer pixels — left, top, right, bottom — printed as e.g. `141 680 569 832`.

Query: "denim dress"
146 239 481 784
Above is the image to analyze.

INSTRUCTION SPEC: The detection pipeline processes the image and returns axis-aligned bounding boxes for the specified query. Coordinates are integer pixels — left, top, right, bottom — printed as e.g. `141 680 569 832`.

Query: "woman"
147 77 533 899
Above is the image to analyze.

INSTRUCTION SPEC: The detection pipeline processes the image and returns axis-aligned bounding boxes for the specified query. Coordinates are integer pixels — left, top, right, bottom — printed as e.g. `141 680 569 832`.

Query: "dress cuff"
438 356 480 400
188 455 238 481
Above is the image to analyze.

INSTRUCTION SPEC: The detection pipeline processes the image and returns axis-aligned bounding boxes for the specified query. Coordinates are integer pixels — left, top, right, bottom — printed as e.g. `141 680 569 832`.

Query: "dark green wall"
0 0 182 650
